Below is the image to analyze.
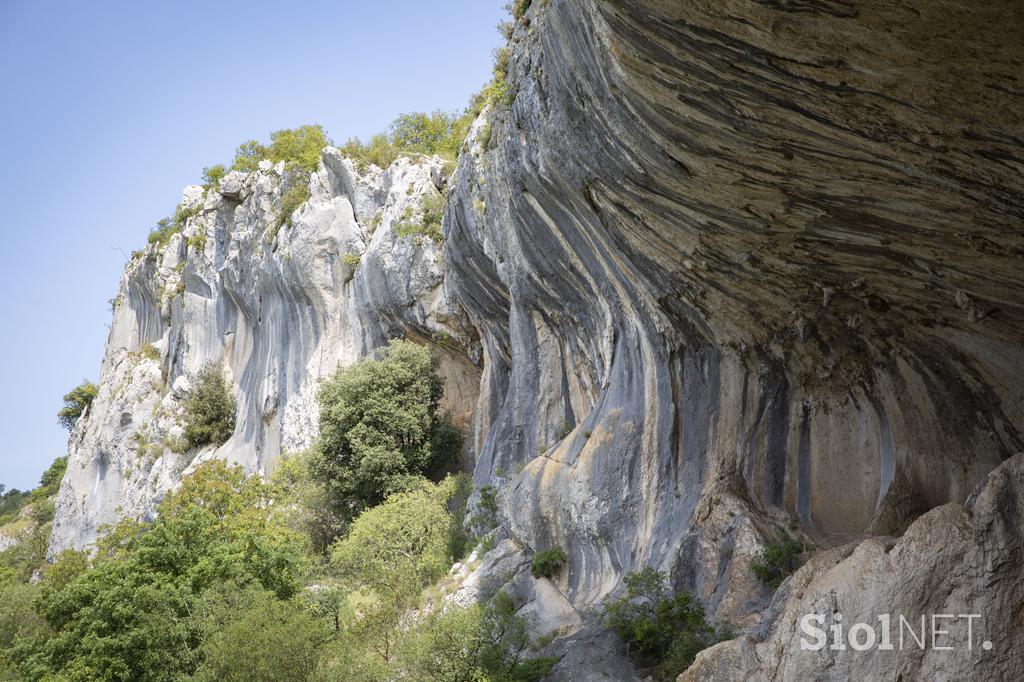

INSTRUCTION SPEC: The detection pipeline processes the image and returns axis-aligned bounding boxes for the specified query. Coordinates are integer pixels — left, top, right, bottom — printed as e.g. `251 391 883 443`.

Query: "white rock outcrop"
50 152 478 553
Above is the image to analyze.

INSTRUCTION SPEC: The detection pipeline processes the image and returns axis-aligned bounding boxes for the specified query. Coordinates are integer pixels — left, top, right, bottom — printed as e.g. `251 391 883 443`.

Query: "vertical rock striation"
445 0 1023 676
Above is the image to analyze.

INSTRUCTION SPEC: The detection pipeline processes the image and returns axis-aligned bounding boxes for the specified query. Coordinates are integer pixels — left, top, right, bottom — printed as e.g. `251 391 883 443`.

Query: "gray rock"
681 453 1024 681
50 150 478 554
50 1 1024 680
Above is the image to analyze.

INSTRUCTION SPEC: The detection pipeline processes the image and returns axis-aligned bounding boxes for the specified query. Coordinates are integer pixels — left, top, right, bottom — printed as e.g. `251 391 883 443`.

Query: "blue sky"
0 0 506 491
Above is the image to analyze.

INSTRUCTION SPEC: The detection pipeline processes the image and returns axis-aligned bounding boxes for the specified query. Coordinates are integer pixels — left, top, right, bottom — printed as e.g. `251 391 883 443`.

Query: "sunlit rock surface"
52 0 1023 678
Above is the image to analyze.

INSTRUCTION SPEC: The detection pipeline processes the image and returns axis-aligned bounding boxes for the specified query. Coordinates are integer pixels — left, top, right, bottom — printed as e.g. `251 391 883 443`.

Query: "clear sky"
0 0 507 491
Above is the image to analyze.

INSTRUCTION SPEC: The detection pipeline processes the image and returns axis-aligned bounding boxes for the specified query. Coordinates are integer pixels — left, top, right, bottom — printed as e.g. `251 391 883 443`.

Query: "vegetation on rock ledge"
57 381 98 431
749 532 805 588
603 568 730 681
530 546 567 580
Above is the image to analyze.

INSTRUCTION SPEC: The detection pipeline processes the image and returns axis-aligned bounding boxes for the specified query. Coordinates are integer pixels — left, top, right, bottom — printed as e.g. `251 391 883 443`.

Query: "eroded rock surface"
681 453 1024 681
445 0 1023 677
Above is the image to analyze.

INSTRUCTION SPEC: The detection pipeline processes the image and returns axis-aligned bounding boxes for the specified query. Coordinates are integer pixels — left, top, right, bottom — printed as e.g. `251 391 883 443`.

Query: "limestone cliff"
52 0 1024 679
51 153 479 552
443 0 1022 678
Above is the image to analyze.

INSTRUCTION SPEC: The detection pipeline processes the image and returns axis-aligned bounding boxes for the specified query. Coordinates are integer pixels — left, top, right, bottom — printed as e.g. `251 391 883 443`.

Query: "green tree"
183 363 237 449
148 216 178 246
230 139 267 173
603 568 728 681
193 589 329 682
8 462 308 681
57 380 98 430
0 579 42 678
338 109 473 172
329 479 460 664
388 111 468 158
311 339 461 518
202 164 227 189
270 451 343 555
393 592 558 682
37 457 67 493
231 125 329 174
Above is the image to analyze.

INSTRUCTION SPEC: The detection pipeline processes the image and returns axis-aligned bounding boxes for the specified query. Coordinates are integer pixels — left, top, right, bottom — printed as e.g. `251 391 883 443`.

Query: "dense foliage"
603 568 730 681
1 352 560 682
183 363 237 449
5 462 308 681
0 487 31 526
749 532 805 588
0 458 68 679
0 457 68 591
0 457 68 529
231 125 330 174
0 458 558 681
310 339 461 520
385 591 558 682
192 589 329 682
57 381 98 431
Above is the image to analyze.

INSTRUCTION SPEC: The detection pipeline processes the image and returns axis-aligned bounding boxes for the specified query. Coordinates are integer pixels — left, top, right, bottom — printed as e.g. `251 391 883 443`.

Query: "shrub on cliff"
148 201 201 248
310 339 461 519
57 380 98 430
231 124 330 174
272 180 311 238
530 546 567 579
749 532 805 588
201 164 227 189
339 109 472 171
183 363 237 449
507 0 532 20
603 568 729 681
393 193 445 243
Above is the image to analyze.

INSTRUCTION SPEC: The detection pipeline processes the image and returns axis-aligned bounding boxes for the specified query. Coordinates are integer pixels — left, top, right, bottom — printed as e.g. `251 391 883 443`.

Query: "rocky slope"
52 0 1024 679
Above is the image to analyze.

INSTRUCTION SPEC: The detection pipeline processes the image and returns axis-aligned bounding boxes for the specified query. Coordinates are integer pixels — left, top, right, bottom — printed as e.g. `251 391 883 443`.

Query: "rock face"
680 453 1024 681
51 153 479 553
52 0 1024 679
442 0 1023 677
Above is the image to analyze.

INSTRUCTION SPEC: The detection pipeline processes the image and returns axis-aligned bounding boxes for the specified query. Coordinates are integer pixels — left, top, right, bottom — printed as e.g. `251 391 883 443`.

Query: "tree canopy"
311 339 461 519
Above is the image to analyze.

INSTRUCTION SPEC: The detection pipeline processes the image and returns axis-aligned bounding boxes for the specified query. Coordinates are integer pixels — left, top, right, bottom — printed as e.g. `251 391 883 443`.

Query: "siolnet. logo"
799 613 993 652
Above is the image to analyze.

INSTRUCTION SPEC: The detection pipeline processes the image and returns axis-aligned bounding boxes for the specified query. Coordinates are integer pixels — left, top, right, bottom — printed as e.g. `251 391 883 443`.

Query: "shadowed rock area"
445 0 1023 677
